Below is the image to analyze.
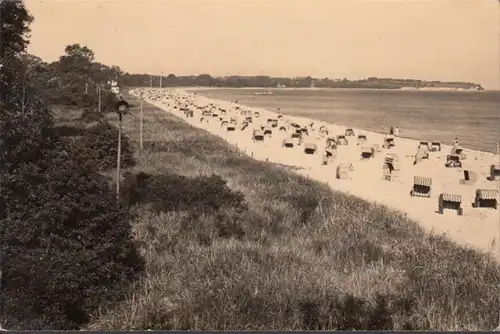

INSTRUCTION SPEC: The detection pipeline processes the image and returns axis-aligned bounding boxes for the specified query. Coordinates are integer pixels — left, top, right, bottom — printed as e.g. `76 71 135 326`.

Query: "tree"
0 0 52 169
58 44 95 78
196 73 213 86
63 43 95 62
0 0 34 108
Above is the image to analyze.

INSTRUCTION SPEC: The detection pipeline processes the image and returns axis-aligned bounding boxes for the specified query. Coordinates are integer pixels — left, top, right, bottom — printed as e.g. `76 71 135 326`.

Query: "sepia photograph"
0 0 499 331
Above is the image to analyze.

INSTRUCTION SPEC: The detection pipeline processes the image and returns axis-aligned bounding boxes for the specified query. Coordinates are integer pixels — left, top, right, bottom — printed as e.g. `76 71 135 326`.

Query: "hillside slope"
86 93 500 331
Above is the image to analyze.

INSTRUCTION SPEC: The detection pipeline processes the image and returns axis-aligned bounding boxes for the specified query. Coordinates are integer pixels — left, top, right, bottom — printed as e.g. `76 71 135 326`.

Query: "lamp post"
140 91 144 150
115 100 130 199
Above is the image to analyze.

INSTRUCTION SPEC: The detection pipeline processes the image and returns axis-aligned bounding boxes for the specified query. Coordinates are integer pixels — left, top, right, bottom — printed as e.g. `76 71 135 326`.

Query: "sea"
192 88 500 153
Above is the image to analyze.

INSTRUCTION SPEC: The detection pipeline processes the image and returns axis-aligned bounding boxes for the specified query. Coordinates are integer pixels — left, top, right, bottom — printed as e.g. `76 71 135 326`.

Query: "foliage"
70 121 135 172
0 140 144 330
122 172 247 214
0 1 143 330
0 0 34 106
80 108 103 122
121 171 249 241
120 72 484 90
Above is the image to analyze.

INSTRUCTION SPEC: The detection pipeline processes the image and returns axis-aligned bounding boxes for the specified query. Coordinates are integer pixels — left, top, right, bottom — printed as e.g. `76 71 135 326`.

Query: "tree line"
120 73 484 90
1 1 142 330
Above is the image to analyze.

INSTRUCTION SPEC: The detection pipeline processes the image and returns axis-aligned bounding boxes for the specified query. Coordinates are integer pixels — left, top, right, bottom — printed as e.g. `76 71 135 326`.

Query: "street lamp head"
116 100 130 115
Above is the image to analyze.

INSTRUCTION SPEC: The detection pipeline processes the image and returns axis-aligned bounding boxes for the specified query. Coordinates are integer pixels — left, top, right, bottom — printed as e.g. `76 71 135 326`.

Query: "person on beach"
394 126 400 137
454 137 459 146
390 126 394 135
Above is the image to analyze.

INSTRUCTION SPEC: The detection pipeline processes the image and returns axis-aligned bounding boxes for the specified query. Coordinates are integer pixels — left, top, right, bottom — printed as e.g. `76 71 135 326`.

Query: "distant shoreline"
183 86 489 92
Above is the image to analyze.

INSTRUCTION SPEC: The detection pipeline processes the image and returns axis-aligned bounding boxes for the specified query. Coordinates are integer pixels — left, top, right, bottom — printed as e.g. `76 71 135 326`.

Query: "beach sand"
131 87 500 257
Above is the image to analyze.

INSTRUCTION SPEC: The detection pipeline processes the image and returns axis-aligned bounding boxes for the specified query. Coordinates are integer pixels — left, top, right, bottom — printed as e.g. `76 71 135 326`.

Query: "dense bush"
0 140 144 330
70 121 135 171
121 171 248 241
122 171 247 213
53 124 88 137
298 294 393 330
0 1 143 329
47 89 95 107
80 108 103 122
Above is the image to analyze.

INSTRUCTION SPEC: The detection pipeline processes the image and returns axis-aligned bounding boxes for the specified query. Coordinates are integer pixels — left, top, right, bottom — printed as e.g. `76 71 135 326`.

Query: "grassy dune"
68 94 500 330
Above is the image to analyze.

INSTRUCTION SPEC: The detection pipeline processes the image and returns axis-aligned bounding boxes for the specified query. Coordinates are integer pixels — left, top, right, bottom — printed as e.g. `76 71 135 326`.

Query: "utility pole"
116 111 122 198
497 122 500 330
140 92 144 150
98 85 102 114
21 87 25 113
115 101 130 199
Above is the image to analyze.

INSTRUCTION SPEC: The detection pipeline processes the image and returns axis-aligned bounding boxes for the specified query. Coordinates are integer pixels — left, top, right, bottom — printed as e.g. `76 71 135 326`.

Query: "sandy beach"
131 87 500 256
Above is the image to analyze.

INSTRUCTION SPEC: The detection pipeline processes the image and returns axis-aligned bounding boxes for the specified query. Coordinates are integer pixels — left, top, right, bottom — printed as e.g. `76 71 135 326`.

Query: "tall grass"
78 94 500 330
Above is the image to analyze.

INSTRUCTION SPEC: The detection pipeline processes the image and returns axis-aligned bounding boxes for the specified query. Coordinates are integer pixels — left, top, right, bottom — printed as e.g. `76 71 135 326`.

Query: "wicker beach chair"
336 163 354 179
322 148 337 165
445 154 462 168
411 176 432 198
262 126 273 137
252 130 265 142
361 146 375 160
303 143 317 154
459 170 477 185
282 138 294 148
291 132 302 146
418 141 430 150
336 135 348 146
490 164 500 181
414 146 430 165
345 128 355 136
451 146 467 160
319 126 329 136
438 193 463 215
474 189 498 209
383 155 401 181
240 121 249 131
383 135 396 149
357 134 367 146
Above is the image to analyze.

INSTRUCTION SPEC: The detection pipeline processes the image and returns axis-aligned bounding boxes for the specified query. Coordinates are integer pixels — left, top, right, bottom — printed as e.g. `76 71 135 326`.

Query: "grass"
54 93 500 330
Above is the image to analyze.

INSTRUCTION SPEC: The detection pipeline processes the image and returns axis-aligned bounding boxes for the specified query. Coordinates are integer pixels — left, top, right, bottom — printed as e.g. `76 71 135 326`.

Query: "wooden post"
116 113 123 199
21 87 25 113
140 97 144 150
496 139 500 263
85 82 88 95
98 85 101 114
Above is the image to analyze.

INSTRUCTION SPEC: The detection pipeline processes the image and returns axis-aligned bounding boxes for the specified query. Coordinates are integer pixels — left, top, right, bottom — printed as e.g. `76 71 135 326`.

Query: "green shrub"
80 108 103 122
53 124 88 137
122 171 247 214
71 121 135 171
0 140 144 330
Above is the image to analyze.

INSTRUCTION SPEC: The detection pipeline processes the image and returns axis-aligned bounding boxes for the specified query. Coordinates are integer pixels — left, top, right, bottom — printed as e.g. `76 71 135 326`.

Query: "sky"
25 0 499 89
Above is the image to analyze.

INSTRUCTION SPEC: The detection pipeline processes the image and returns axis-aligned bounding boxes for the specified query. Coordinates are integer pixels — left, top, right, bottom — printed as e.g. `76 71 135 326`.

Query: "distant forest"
120 73 484 90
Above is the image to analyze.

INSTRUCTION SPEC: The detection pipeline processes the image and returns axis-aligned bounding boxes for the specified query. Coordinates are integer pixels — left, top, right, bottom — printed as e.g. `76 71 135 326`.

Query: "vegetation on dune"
1 0 498 331
70 121 136 171
88 94 500 331
0 1 142 329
